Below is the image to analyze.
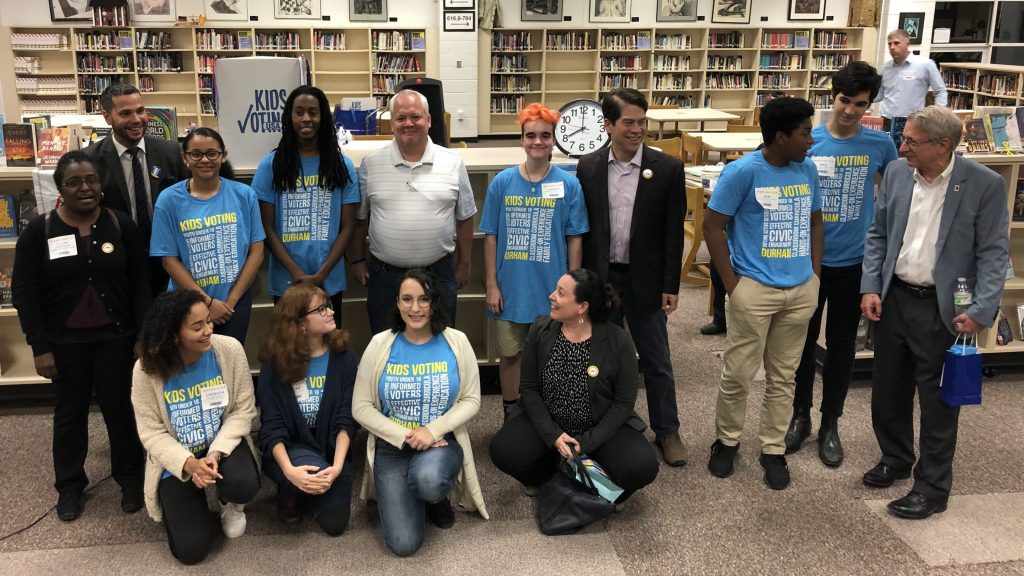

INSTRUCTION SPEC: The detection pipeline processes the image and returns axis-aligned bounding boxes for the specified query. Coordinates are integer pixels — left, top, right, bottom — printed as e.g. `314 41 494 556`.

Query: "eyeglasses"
900 137 932 149
305 301 333 317
185 150 224 161
398 295 432 309
62 176 101 188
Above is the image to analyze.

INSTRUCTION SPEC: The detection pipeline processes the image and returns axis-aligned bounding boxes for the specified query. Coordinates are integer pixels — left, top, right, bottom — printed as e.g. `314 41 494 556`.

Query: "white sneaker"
220 503 247 538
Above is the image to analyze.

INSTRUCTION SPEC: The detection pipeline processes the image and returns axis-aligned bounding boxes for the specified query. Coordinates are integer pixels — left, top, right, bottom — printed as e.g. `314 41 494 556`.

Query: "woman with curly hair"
132 290 260 565
257 283 356 535
253 85 360 322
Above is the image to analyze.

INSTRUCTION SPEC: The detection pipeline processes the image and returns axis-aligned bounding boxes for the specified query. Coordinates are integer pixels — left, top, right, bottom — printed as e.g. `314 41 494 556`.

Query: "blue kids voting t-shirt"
252 153 361 297
478 165 590 324
150 179 266 303
162 349 226 477
708 151 822 288
808 125 898 267
377 334 460 429
296 351 328 429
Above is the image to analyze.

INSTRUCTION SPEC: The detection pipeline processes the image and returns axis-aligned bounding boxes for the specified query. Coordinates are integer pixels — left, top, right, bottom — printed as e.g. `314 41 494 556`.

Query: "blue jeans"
373 436 462 556
366 254 457 335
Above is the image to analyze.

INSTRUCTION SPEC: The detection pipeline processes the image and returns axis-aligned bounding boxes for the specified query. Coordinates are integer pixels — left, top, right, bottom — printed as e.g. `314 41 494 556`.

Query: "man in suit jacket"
84 83 188 295
860 106 1008 519
577 88 688 466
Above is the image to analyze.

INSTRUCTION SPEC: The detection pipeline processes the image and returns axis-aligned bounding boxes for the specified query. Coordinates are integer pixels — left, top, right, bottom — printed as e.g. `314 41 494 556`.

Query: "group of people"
10 31 1006 564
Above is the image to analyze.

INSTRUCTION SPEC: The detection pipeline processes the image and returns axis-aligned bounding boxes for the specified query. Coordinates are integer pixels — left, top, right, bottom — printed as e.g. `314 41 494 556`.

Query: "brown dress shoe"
655 433 688 467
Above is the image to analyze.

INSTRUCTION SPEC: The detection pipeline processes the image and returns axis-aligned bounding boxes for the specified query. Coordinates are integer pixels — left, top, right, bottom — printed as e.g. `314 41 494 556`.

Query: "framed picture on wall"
275 0 321 19
350 0 387 21
522 0 562 21
788 0 825 21
443 0 475 8
130 0 177 22
710 0 750 24
657 0 697 22
898 12 926 44
204 0 248 21
590 0 631 23
49 0 93 22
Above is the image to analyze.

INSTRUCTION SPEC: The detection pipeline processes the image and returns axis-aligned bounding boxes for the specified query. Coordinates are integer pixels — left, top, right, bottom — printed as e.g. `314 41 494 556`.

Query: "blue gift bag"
334 104 378 135
939 333 982 406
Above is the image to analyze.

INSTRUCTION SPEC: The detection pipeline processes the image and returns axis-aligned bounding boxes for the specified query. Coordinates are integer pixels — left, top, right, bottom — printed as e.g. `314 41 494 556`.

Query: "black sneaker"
56 491 82 522
708 440 739 478
759 453 791 490
426 498 455 529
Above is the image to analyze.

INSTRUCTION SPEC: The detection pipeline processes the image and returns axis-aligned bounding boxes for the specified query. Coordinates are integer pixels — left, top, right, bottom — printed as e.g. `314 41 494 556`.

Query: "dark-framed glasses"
306 301 333 317
62 176 101 188
185 150 224 161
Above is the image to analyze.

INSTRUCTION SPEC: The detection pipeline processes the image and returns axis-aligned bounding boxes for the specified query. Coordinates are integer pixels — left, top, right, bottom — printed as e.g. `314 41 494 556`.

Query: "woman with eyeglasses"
150 127 265 344
353 269 488 556
253 85 360 323
13 150 150 522
257 283 356 535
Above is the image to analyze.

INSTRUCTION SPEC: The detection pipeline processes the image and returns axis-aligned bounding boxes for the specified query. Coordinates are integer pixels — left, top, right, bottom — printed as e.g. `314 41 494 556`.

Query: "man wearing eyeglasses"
85 83 188 295
860 106 1008 519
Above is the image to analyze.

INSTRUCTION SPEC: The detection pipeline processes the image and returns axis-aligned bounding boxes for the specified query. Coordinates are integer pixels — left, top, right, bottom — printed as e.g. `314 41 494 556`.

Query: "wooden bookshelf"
941 63 1024 111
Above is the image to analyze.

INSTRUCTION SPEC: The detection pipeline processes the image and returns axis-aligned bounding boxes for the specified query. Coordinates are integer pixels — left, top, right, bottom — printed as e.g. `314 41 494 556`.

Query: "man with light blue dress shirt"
875 29 948 130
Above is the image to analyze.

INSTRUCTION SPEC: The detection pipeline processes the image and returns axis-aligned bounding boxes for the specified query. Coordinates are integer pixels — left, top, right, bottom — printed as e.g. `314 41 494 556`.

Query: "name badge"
812 156 836 178
48 235 78 260
755 187 780 210
200 384 229 411
292 382 310 402
541 181 565 199
903 73 915 80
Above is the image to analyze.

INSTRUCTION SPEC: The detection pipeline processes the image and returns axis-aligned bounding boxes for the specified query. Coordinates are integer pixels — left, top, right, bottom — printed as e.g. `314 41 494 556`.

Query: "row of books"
76 54 134 73
652 95 697 107
601 33 652 51
653 74 698 90
761 31 810 49
490 76 532 92
492 32 534 52
137 31 175 50
314 32 348 51
655 34 694 50
814 31 848 48
707 55 744 71
978 75 1019 98
600 74 640 90
965 108 1024 153
812 53 851 71
11 33 68 50
373 55 422 73
759 53 805 70
78 74 128 95
601 56 645 72
708 32 745 48
14 57 42 75
16 76 76 94
758 73 794 90
490 95 528 114
491 54 530 73
941 70 975 91
705 73 750 89
195 30 239 50
137 53 184 73
545 32 592 51
653 55 692 71
372 31 425 51
76 31 133 51
255 32 303 50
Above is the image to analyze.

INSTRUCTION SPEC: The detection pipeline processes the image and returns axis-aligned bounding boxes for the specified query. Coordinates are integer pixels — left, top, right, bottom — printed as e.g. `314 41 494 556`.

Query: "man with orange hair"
479 103 590 419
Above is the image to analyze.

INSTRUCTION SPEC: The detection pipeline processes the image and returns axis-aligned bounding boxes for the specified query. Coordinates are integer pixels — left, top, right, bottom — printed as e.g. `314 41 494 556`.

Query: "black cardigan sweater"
257 348 358 479
12 208 151 357
518 316 647 454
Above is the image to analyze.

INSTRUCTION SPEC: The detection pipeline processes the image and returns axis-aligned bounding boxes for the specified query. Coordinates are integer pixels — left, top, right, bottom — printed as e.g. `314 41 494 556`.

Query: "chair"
682 132 705 166
396 77 449 147
644 136 682 161
681 182 710 287
725 123 762 133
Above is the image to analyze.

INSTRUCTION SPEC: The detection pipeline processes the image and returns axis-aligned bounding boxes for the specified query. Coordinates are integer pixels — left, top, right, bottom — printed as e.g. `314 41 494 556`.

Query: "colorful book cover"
0 195 17 238
145 107 177 141
36 127 70 169
3 123 36 167
90 126 112 143
1005 108 1023 151
1015 180 1024 222
859 116 884 131
985 113 1010 151
889 116 908 150
965 118 992 153
24 114 51 143
238 31 252 50
411 32 426 51
0 114 5 167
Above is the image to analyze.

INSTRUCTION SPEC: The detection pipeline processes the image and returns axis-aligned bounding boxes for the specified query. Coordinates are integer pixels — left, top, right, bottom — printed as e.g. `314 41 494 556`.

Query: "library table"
646 108 741 138
686 131 763 155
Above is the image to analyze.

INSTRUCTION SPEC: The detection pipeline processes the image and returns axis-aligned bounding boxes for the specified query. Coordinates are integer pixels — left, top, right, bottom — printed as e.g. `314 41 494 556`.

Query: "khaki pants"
715 275 819 454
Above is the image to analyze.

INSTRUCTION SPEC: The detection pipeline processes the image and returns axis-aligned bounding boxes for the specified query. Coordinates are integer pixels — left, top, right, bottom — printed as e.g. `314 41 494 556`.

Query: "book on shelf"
0 196 16 239
860 116 884 131
1014 180 1024 222
0 115 5 168
90 126 112 143
965 118 992 153
0 268 11 309
238 31 252 50
1017 303 1024 341
36 127 70 170
146 107 178 141
996 310 1013 345
411 32 426 51
24 115 51 142
3 123 36 168
889 117 908 149
984 112 1015 152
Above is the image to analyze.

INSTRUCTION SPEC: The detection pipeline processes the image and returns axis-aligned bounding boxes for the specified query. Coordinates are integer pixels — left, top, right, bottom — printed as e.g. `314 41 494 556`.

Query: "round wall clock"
555 99 610 157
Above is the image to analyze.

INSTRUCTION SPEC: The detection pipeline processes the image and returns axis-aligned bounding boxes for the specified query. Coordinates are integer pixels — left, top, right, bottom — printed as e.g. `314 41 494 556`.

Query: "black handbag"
536 445 615 535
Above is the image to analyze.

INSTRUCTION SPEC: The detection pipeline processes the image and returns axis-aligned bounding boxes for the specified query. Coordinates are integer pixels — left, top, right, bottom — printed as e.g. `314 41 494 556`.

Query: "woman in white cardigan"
132 290 260 565
353 269 488 556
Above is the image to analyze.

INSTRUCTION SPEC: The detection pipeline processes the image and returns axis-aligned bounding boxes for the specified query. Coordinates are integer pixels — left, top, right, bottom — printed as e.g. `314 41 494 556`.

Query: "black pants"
50 335 144 496
265 445 352 536
794 264 863 417
157 442 261 565
871 283 959 500
710 261 726 327
489 413 659 502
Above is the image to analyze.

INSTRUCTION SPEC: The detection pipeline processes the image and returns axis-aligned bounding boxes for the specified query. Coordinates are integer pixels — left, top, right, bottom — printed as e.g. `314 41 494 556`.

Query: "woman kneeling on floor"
490 269 659 508
353 269 489 556
258 283 356 535
132 290 260 565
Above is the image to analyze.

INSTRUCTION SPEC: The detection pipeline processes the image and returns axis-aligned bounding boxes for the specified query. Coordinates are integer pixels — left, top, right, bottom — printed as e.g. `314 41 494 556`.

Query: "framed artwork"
443 0 475 8
204 0 248 21
275 0 321 19
130 0 177 22
350 0 387 21
657 0 697 22
789 0 824 21
711 0 750 24
522 0 562 21
898 12 926 44
49 0 92 22
590 0 631 23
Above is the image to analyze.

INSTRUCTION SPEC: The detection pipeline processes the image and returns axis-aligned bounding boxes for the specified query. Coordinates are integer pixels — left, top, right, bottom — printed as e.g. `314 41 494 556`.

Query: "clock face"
555 99 610 157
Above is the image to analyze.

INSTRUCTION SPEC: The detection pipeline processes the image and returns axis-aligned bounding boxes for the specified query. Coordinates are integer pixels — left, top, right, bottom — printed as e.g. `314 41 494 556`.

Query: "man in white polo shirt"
351 89 477 334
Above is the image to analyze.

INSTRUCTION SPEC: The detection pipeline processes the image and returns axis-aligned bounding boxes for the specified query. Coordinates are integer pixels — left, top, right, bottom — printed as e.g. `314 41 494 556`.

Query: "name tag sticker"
903 73 915 80
48 235 78 260
200 385 229 411
813 156 836 178
541 181 565 199
293 382 310 402
755 187 780 210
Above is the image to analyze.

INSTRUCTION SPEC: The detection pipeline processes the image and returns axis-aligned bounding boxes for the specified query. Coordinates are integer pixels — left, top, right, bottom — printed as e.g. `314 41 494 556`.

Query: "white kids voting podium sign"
214 57 310 169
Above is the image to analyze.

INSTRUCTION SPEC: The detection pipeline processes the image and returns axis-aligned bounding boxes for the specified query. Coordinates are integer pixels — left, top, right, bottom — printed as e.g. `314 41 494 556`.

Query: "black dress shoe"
784 412 811 454
426 498 455 529
56 491 82 522
700 321 727 336
817 415 843 468
887 492 947 519
121 484 144 514
862 462 911 488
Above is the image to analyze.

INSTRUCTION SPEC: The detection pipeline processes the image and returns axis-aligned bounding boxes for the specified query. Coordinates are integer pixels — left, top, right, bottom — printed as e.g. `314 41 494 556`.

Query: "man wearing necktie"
85 84 188 296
